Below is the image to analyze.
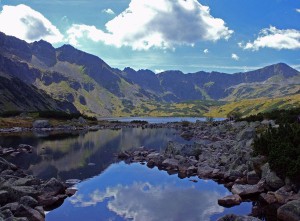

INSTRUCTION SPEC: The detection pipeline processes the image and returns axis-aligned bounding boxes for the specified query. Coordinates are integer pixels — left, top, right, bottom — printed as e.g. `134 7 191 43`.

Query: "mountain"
0 32 299 117
0 72 77 113
0 32 154 116
122 63 300 102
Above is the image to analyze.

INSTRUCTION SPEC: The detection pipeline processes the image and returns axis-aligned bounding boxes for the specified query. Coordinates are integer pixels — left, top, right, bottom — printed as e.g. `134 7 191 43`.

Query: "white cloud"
102 8 115 15
231 53 239 61
296 9 300 13
70 182 224 221
66 0 233 50
0 4 63 43
203 49 209 54
241 26 300 51
154 69 165 73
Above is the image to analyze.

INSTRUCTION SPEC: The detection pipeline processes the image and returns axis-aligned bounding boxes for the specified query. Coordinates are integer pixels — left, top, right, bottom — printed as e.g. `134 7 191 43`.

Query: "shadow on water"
0 128 190 181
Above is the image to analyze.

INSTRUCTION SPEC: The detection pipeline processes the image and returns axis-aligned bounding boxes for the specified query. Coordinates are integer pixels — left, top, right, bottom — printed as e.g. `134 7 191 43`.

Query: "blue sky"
0 0 299 73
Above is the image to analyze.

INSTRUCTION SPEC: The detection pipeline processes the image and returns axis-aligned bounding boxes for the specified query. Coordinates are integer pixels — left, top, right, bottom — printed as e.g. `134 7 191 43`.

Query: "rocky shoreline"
0 119 299 221
0 152 76 221
117 120 300 221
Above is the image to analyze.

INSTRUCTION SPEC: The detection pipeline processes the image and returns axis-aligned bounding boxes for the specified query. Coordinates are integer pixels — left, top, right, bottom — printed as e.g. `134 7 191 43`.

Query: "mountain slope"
0 31 299 117
0 72 77 113
0 32 156 116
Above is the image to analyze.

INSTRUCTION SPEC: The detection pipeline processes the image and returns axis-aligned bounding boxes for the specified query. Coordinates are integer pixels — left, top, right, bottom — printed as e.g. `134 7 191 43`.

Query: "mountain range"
0 32 299 117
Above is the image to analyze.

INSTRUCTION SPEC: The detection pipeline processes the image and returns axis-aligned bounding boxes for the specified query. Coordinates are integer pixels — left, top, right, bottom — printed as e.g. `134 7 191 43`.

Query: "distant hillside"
0 31 299 117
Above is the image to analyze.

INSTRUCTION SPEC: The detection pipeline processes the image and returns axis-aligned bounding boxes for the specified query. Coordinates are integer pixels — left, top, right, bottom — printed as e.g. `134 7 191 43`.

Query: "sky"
0 0 299 74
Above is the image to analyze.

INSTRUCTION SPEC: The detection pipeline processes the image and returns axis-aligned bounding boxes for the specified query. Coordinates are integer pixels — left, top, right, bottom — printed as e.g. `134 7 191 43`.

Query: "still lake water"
101 117 225 124
0 123 252 221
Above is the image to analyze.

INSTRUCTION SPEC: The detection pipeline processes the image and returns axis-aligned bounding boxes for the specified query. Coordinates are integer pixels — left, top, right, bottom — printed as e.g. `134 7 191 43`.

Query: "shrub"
253 123 300 181
243 107 300 123
181 120 190 127
227 110 242 121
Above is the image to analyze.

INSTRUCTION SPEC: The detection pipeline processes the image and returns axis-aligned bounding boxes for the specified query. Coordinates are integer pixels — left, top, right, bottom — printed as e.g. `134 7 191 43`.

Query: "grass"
206 94 300 117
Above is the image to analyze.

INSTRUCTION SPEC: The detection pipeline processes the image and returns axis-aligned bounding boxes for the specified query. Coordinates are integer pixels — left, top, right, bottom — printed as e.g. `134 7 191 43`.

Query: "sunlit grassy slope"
206 94 300 117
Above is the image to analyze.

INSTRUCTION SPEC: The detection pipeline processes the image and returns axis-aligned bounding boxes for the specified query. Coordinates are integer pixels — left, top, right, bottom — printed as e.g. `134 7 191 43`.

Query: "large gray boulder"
32 120 50 129
237 127 256 141
266 171 284 190
277 200 300 221
41 178 65 196
162 158 179 169
231 183 264 196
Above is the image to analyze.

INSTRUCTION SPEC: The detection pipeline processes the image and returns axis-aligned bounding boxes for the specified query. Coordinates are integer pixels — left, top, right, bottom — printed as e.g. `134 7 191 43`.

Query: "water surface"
101 117 225 124
47 162 251 221
0 121 251 220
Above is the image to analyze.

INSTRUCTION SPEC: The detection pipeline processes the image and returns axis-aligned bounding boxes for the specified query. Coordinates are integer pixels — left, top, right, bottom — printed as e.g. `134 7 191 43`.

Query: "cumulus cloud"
240 26 300 51
102 8 115 15
66 0 233 50
70 182 224 221
154 69 165 73
0 4 63 43
296 9 300 13
203 49 209 54
231 53 239 61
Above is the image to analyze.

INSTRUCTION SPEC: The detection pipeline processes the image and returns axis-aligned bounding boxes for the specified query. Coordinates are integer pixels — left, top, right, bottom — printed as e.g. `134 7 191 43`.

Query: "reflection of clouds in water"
70 182 224 221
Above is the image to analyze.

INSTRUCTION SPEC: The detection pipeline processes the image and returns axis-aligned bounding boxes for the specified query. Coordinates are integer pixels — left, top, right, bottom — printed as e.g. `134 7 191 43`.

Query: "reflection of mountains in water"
7 128 186 181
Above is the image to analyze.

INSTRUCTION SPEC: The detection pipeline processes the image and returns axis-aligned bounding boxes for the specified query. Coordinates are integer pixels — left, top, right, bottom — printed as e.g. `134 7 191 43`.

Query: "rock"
274 186 294 204
217 214 262 221
0 191 9 206
247 171 260 185
231 183 264 196
13 177 41 186
65 188 77 196
14 205 44 221
186 166 197 176
0 202 19 212
237 127 255 141
1 209 13 219
34 206 45 218
41 178 65 196
266 171 284 190
277 200 300 221
164 142 183 156
162 158 179 169
117 151 130 159
260 163 270 179
19 196 38 208
5 186 39 200
37 194 67 210
259 192 277 204
32 120 50 129
197 165 214 178
77 117 87 124
218 194 242 207
180 131 194 140
0 158 17 171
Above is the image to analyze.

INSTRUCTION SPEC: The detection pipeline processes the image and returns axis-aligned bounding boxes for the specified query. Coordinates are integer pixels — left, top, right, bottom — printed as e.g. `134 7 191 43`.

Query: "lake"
100 117 225 124
0 125 252 221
